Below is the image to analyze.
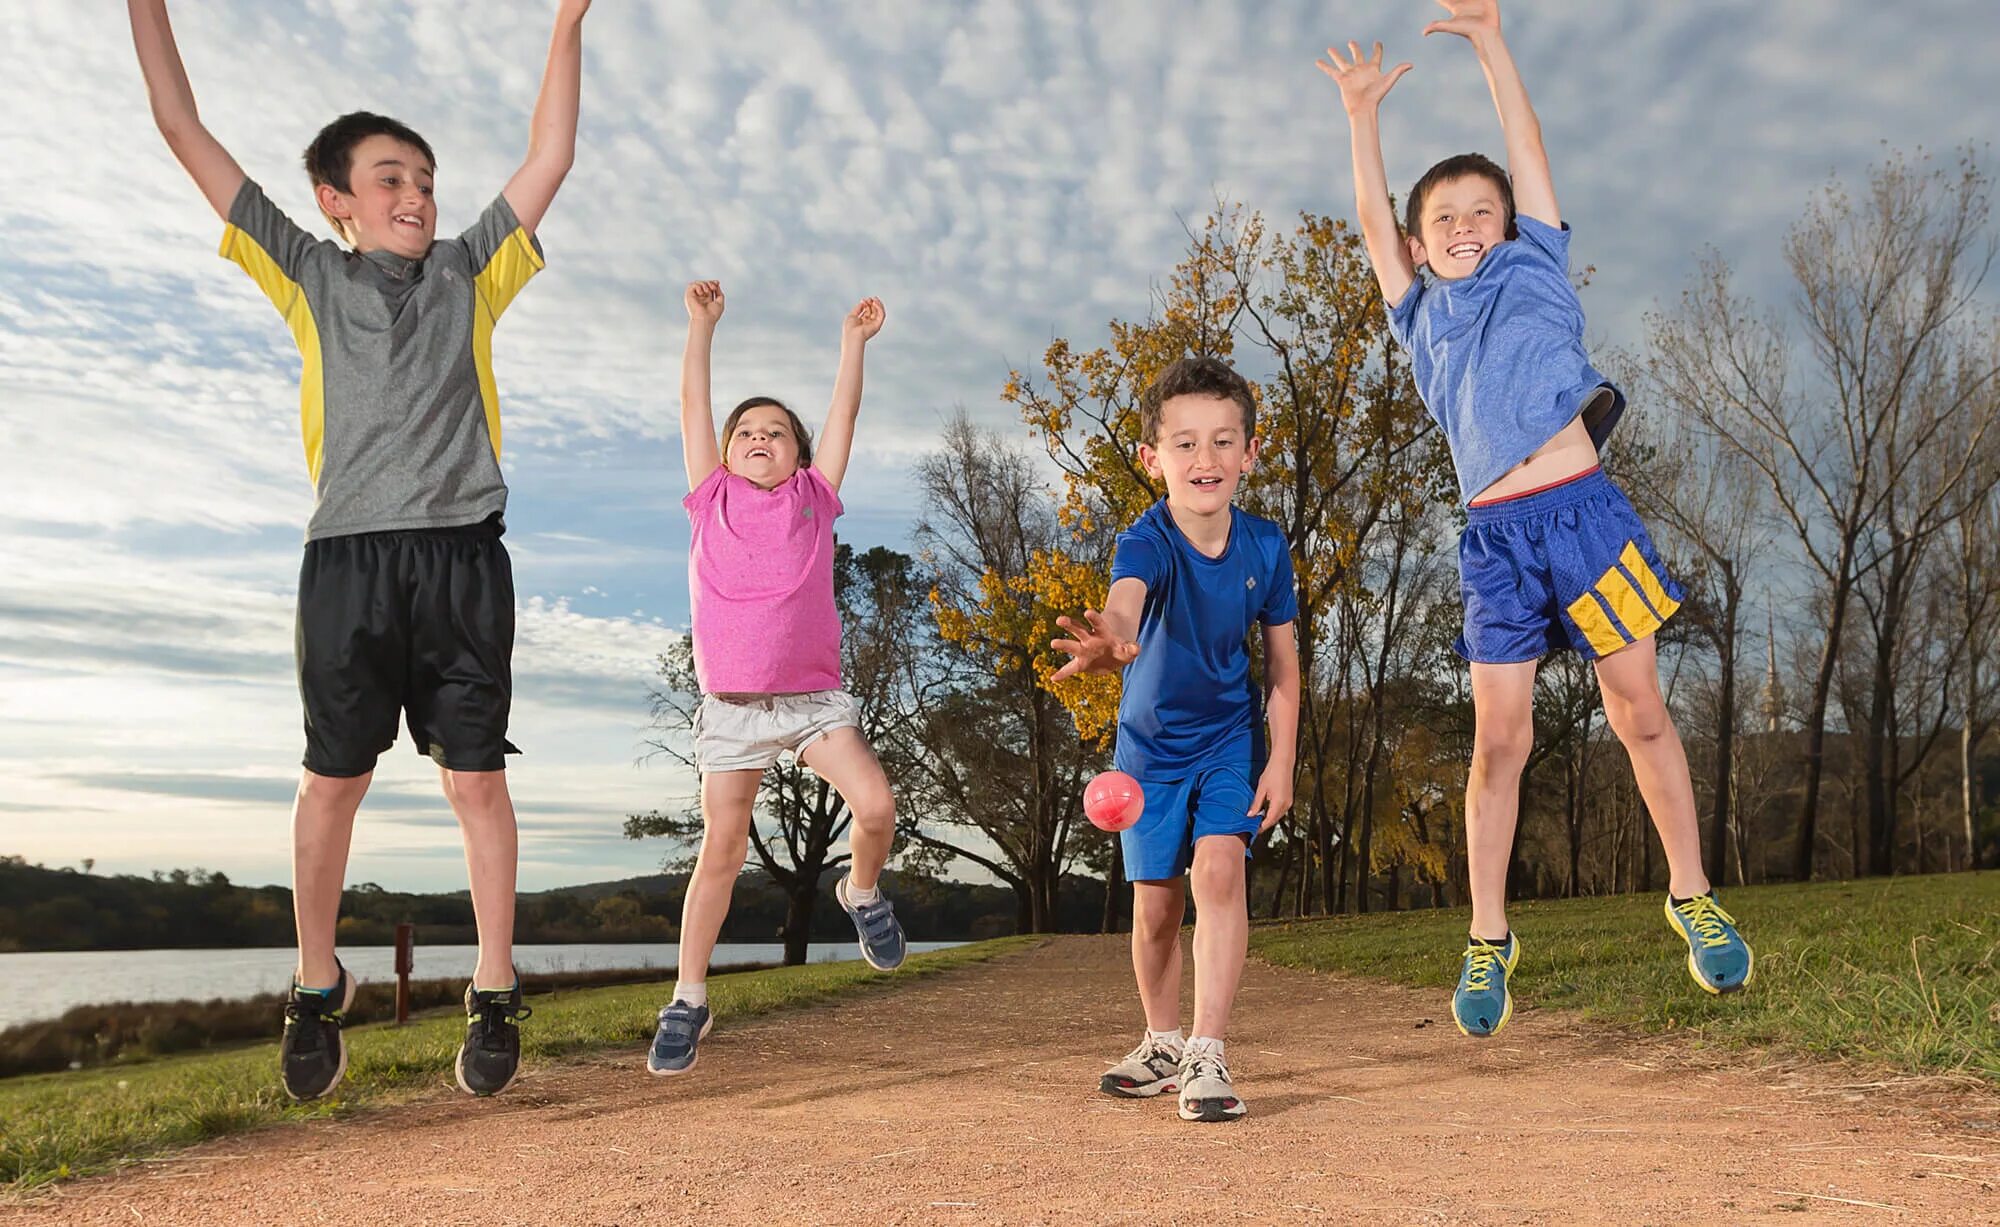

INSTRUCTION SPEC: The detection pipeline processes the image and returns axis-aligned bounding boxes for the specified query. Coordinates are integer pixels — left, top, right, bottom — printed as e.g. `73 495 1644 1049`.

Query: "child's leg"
1129 877 1187 1031
1466 660 1539 939
798 728 893 890
1593 638 1707 898
292 768 371 988
438 767 520 988
1188 834 1249 1039
675 768 761 987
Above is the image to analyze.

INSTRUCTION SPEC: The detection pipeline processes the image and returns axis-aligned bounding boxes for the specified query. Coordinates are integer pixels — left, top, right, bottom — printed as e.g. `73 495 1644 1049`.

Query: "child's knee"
1470 725 1532 778
1132 889 1185 938
1189 848 1246 905
847 788 895 837
1605 692 1672 745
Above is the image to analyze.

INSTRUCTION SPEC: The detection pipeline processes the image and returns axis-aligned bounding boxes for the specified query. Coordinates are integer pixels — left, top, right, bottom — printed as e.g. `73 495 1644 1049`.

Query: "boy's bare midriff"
1469 393 1608 505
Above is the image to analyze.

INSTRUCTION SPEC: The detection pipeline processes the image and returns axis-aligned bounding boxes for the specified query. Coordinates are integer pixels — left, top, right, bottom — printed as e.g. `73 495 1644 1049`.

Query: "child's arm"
1316 40 1417 307
501 0 590 236
127 0 245 219
680 280 724 489
1050 580 1145 682
812 298 886 493
1425 0 1559 227
1251 621 1301 832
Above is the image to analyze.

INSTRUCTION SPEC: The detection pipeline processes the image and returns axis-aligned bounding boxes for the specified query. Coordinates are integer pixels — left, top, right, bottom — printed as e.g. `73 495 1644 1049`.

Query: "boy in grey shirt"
127 0 591 1100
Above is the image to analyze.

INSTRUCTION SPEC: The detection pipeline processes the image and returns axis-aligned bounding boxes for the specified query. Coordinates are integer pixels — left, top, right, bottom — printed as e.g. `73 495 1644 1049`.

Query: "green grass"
0 937 1037 1193
1251 873 2000 1083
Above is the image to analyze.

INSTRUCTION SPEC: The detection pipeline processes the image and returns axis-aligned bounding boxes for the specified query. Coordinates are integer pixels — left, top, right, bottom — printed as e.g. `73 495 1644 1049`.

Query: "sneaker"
280 962 356 1102
646 1000 714 1076
1176 1047 1246 1122
1452 933 1520 1038
1665 892 1754 994
1098 1035 1183 1098
455 978 531 1097
835 875 907 971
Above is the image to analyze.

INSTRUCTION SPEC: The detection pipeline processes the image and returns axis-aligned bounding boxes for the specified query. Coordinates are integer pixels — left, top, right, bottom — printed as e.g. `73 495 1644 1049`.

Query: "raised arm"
1316 41 1417 307
811 297 885 492
680 281 724 489
128 0 245 218
1050 579 1146 683
1425 0 1558 227
501 0 590 235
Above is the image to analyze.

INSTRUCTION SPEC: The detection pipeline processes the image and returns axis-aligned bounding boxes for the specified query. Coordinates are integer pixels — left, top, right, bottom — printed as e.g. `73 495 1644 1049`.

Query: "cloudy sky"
2 1 1995 893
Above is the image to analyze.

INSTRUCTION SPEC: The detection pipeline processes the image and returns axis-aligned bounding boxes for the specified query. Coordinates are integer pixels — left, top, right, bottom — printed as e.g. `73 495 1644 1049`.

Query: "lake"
0 941 963 1030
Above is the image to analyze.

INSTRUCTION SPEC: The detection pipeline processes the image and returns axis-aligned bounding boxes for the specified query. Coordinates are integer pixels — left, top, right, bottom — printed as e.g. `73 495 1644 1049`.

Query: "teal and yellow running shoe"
1664 893 1754 994
1452 933 1520 1037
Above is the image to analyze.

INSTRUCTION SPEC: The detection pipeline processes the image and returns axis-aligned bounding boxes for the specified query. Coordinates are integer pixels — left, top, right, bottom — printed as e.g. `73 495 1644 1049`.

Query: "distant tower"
1759 608 1785 733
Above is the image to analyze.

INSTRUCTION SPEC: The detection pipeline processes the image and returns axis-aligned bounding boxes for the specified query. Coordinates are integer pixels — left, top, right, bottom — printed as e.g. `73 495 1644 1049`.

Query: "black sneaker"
456 978 531 1097
280 962 355 1102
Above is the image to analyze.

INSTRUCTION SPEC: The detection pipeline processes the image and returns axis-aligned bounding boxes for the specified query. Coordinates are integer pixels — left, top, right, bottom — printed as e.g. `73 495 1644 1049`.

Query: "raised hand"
1050 609 1140 682
843 296 886 344
1423 0 1502 43
1315 41 1413 117
685 280 724 326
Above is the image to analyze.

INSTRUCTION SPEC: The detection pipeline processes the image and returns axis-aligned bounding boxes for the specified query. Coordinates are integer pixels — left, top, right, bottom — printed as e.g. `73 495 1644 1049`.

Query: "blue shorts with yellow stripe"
1455 468 1684 664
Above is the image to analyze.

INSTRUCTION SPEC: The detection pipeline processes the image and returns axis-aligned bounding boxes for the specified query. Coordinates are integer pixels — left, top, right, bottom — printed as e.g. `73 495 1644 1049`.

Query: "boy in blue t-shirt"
1319 0 1752 1037
1052 357 1300 1123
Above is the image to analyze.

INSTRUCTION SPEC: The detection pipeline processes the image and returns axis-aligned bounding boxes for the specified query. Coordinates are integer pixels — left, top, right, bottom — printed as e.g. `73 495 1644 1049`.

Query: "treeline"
633 149 2000 936
0 856 1105 953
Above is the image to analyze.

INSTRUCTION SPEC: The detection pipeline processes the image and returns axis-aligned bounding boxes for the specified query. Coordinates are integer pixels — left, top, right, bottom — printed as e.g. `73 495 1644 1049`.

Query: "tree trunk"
1101 846 1126 933
1794 564 1856 880
1709 596 1739 888
1965 718 1978 871
782 871 818 966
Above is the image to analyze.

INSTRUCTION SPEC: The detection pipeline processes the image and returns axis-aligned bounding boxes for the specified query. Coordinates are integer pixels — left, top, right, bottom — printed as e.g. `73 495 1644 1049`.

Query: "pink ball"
1083 770 1145 832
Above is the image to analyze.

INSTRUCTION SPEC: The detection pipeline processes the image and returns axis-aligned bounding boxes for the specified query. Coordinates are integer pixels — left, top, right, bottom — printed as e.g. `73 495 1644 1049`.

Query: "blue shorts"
1121 760 1260 882
1456 468 1684 664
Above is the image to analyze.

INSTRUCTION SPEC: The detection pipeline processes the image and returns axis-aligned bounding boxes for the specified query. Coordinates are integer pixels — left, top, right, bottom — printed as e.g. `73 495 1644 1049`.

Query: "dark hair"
721 396 814 468
1138 356 1257 445
302 111 436 239
1404 152 1518 243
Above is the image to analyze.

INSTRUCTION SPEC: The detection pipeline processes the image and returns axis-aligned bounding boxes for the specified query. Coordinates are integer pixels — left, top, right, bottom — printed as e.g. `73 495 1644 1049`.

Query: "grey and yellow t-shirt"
220 179 545 541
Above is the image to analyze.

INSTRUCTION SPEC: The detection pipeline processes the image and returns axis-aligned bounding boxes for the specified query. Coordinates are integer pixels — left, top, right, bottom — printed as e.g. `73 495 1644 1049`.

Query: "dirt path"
11 936 1997 1225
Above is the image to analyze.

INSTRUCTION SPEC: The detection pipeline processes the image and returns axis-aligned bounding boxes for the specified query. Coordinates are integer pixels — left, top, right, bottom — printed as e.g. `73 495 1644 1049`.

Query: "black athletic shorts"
295 514 519 777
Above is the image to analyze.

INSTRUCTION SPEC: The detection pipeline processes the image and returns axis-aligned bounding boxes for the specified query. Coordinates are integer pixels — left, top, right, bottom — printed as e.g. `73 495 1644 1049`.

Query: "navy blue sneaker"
456 978 531 1097
647 1000 713 1076
280 962 355 1102
836 875 907 971
1452 933 1520 1037
1665 893 1754 994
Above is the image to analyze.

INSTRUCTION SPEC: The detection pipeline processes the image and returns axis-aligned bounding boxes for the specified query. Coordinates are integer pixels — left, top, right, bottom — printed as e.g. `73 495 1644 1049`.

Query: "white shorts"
694 690 862 773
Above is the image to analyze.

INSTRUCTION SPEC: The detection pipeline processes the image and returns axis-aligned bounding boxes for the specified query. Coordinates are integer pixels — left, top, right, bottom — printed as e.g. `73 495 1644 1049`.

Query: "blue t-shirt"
1109 501 1299 780
1386 214 1625 504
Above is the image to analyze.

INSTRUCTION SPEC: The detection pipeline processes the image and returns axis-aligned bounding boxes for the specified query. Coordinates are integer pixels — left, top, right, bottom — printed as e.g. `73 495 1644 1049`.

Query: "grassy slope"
0 937 1037 1192
1251 873 1999 1081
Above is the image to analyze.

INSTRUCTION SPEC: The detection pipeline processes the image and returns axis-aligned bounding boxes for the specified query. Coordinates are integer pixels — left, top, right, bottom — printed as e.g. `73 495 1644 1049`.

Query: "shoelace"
469 994 531 1050
1674 895 1738 949
1123 1038 1181 1069
1182 1052 1229 1086
1461 941 1507 992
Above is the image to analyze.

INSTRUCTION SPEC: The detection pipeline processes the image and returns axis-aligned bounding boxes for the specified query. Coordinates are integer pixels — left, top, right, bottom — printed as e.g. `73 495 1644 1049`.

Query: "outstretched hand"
685 280 724 325
1050 609 1139 682
1423 0 1502 42
1316 41 1413 117
843 296 886 344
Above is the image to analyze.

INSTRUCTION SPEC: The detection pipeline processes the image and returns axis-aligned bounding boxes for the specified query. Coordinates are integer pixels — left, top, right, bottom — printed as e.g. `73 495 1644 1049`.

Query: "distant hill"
0 856 1110 952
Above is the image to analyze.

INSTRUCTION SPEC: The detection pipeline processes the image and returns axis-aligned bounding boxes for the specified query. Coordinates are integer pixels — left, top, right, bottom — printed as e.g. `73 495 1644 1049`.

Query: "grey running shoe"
1098 1035 1183 1098
280 962 355 1102
1177 1048 1246 1122
647 1000 713 1076
456 978 531 1097
835 875 907 971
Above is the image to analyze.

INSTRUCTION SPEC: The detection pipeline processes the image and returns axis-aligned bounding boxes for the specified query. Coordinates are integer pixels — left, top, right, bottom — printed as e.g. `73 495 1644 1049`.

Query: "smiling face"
723 402 807 488
315 133 437 259
1139 392 1258 515
1407 173 1510 281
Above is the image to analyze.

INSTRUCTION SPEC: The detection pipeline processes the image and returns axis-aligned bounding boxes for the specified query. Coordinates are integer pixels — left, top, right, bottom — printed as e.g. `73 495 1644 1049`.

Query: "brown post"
394 922 415 1025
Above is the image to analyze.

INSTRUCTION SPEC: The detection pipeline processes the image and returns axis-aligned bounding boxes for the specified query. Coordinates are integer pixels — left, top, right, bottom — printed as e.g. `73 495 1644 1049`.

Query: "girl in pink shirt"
648 280 906 1076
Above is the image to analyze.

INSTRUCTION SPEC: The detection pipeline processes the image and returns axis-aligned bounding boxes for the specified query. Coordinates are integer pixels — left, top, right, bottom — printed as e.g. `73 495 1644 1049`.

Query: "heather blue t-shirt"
1386 214 1625 504
1110 501 1298 780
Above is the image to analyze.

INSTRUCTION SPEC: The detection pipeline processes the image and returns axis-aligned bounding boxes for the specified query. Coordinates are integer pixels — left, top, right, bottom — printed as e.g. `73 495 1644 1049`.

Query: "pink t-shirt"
684 465 844 694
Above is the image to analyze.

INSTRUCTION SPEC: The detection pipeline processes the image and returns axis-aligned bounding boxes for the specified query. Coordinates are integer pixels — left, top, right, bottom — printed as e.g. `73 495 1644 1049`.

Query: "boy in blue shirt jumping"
1319 0 1752 1037
1053 357 1301 1122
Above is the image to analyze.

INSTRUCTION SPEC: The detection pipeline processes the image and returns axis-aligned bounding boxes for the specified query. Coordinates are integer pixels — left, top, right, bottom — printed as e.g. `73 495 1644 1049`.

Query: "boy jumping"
1053 356 1300 1122
1319 0 1751 1037
128 0 590 1097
